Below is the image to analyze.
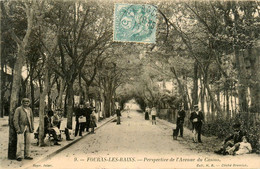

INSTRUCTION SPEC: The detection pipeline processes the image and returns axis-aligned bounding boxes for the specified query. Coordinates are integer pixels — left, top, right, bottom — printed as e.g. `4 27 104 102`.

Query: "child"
228 136 252 155
235 136 252 155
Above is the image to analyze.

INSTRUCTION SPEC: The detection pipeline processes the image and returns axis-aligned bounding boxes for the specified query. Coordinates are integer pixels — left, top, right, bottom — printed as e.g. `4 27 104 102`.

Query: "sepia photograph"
0 0 259 168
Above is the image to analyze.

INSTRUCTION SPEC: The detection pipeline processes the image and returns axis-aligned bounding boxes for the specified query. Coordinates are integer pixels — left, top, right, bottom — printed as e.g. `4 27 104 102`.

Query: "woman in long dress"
89 109 97 134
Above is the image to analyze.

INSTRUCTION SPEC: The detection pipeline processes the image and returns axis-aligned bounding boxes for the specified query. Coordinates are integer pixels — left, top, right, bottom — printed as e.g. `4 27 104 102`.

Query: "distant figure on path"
13 98 34 161
145 106 150 120
126 105 130 118
116 106 121 125
189 105 204 143
151 106 157 125
175 105 186 138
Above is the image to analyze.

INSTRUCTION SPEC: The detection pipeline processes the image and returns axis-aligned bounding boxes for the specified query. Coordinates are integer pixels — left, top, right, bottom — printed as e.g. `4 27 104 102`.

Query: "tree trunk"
223 90 226 113
66 82 74 129
226 88 230 119
0 16 2 118
30 70 35 113
200 76 205 112
235 48 248 112
0 67 3 118
104 92 111 118
100 90 105 118
211 101 215 121
38 64 50 146
85 85 90 103
20 78 27 99
230 83 234 117
170 67 189 110
47 75 53 110
183 75 191 110
7 1 34 156
192 61 199 107
57 78 65 110
206 90 211 121
8 48 24 159
249 41 260 113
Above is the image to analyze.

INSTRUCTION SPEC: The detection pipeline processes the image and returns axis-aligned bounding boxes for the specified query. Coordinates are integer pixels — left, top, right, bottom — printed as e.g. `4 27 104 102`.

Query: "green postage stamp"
113 4 157 43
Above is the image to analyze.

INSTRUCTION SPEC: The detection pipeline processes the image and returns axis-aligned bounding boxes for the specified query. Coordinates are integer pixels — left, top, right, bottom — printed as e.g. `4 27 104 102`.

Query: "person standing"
116 106 121 125
189 105 204 143
85 102 92 132
13 98 34 161
74 103 86 137
176 105 186 138
151 106 157 125
145 106 150 120
126 105 130 118
90 108 97 133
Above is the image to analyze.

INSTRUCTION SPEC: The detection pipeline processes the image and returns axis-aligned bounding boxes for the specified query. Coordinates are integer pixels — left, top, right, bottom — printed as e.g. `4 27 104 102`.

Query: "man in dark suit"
74 103 86 137
13 98 34 161
85 102 92 132
116 106 122 125
175 105 186 138
189 105 204 143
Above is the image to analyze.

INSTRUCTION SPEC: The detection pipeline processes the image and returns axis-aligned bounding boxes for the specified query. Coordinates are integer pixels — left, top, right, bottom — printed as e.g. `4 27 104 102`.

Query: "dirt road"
28 108 259 169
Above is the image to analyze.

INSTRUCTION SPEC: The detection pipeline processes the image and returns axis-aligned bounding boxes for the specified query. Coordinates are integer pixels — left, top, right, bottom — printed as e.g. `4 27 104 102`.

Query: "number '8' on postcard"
114 4 157 43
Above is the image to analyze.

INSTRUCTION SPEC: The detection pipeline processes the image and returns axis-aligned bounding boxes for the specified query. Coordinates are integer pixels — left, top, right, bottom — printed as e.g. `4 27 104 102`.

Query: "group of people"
12 97 98 162
144 104 253 156
144 106 157 125
40 109 63 146
214 123 252 155
173 104 203 143
74 102 97 136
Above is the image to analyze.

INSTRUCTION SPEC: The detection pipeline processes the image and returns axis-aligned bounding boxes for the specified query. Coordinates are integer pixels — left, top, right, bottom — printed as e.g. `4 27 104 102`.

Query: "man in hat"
214 123 245 155
189 104 204 143
74 102 86 136
13 98 34 161
174 104 186 139
85 102 92 132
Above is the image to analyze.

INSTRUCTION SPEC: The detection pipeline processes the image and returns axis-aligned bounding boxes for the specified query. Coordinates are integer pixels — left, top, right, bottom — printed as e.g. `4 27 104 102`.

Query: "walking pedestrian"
13 98 34 161
74 103 86 137
174 105 186 139
116 106 121 125
126 105 130 118
145 106 150 120
189 105 204 143
90 108 97 133
151 106 157 125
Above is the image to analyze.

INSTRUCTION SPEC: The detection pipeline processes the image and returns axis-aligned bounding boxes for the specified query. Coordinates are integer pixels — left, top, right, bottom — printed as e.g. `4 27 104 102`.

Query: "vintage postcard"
0 0 259 169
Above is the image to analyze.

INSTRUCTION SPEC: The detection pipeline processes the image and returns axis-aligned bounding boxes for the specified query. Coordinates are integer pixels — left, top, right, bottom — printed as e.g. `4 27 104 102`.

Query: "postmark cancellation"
113 4 157 43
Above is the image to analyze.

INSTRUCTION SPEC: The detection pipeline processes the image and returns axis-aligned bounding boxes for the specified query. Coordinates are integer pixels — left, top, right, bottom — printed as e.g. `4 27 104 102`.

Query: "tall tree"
1 1 35 159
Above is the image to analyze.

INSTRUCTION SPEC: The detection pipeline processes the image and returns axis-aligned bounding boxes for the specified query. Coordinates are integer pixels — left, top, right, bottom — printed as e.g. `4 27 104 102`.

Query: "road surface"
28 104 260 169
